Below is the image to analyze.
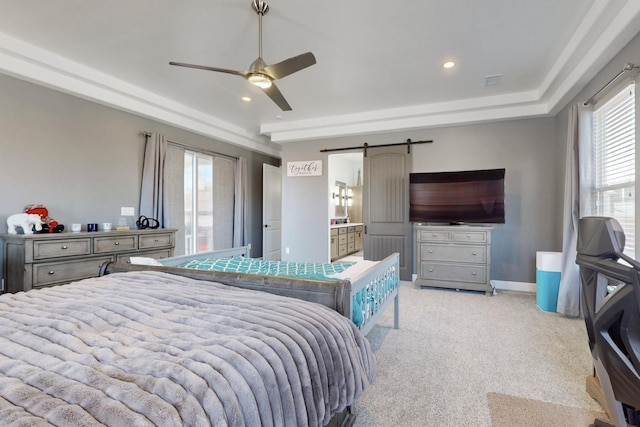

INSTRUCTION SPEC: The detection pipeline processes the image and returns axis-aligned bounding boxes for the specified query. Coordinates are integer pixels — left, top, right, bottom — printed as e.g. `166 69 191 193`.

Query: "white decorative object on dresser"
1 228 176 293
415 224 493 295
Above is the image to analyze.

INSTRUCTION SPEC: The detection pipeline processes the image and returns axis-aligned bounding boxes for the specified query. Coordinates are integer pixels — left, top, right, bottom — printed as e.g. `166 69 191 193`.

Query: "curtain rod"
320 138 433 157
140 131 238 160
583 62 638 106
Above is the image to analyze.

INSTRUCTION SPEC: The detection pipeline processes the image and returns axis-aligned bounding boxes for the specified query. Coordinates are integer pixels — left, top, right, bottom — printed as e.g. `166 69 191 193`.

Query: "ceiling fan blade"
169 61 244 76
262 82 292 111
263 52 316 80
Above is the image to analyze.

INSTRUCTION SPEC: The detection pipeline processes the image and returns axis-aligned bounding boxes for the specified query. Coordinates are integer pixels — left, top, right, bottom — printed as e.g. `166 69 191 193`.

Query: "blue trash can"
536 251 562 312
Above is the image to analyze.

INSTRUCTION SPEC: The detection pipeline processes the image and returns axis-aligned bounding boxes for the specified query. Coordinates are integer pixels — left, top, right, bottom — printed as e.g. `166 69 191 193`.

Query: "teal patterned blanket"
180 256 354 281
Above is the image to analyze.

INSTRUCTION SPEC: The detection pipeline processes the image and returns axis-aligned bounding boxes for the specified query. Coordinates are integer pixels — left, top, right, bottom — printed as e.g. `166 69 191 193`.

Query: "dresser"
415 224 493 295
2 228 176 293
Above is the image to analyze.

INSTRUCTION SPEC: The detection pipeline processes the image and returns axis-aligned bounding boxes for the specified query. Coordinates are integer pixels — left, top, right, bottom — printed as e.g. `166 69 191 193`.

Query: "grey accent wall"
281 116 559 283
0 73 279 287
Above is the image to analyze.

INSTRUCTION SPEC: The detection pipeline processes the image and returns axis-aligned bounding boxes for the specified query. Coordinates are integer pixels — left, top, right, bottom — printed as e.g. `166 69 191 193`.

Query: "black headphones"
136 215 160 229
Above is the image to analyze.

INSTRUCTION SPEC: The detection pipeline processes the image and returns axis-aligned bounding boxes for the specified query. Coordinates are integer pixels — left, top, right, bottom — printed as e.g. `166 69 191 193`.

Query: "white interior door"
262 164 282 260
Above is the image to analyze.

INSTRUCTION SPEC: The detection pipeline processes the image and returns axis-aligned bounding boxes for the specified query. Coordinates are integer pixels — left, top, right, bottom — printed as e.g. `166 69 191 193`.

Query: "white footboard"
350 253 400 335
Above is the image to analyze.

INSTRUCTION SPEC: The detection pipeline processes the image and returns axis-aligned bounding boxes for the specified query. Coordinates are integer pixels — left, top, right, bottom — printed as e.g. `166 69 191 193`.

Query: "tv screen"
409 168 505 224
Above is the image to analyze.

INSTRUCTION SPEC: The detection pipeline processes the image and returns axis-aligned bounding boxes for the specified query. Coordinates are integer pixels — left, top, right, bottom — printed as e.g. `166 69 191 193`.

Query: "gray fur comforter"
0 271 375 426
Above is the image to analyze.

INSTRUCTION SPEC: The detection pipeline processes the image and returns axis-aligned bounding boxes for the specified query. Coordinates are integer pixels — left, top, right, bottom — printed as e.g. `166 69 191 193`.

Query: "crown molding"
0 32 280 157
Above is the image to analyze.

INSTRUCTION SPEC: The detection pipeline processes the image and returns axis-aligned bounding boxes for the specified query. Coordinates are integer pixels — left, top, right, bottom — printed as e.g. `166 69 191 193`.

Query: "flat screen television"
409 168 505 224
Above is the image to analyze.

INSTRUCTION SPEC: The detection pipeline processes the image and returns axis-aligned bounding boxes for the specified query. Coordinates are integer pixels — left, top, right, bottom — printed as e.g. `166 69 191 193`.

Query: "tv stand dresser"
415 224 493 295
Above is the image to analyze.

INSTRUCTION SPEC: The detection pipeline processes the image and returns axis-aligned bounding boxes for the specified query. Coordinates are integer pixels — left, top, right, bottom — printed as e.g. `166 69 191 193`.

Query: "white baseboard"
491 280 536 293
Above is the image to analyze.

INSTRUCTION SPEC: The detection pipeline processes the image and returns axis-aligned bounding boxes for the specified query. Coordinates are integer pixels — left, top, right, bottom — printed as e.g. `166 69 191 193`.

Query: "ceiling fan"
169 0 316 111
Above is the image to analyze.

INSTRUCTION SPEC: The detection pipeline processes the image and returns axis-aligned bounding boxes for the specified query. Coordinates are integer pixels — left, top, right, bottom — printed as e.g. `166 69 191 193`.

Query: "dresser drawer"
117 249 172 263
32 256 113 287
33 238 91 259
93 235 137 253
417 230 451 242
420 243 486 263
139 233 173 249
451 231 488 243
419 262 487 284
339 234 347 245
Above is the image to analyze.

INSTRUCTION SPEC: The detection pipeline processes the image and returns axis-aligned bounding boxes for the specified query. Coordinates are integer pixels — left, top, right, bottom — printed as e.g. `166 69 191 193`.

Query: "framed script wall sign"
287 160 323 177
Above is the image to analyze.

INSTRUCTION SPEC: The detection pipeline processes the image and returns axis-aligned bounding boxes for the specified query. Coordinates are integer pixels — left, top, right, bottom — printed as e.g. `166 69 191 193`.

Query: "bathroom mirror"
333 181 347 217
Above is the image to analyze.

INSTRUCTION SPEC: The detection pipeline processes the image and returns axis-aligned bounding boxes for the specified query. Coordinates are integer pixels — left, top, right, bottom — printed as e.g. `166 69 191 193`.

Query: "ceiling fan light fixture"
248 74 272 89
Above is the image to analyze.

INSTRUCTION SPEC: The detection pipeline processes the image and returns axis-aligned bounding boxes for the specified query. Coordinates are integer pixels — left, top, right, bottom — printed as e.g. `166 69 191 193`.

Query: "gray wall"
281 117 559 283
5 29 639 288
0 73 279 284
280 30 640 283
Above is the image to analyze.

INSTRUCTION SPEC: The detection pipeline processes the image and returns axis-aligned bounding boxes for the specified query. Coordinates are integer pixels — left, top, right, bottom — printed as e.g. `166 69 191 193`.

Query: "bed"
125 246 401 336
0 269 376 427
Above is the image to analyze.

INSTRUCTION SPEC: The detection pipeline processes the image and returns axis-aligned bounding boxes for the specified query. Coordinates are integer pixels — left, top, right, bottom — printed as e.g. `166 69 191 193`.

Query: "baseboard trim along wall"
491 280 536 293
410 275 536 294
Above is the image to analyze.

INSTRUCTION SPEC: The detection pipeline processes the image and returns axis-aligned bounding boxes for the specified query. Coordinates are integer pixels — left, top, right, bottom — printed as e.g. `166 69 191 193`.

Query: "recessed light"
443 61 455 69
241 96 251 102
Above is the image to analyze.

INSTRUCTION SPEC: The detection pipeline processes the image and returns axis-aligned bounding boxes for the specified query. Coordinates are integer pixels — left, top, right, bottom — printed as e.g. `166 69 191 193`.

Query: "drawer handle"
61 245 68 250
432 234 438 237
48 270 55 275
472 272 477 276
428 250 433 254
429 269 434 272
114 241 120 246
466 235 471 238
472 252 477 256
154 239 159 243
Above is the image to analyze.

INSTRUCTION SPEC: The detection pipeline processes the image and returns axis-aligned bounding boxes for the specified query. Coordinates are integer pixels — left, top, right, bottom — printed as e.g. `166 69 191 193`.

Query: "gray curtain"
166 145 185 255
212 156 235 249
233 157 247 247
139 133 168 227
557 105 592 316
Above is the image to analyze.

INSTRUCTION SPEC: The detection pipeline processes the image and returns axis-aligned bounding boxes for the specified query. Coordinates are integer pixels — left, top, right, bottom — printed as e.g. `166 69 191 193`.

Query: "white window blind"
592 82 635 257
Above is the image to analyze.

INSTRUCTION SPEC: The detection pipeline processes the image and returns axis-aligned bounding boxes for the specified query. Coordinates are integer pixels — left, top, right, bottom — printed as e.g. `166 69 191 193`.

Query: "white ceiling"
1 1 640 156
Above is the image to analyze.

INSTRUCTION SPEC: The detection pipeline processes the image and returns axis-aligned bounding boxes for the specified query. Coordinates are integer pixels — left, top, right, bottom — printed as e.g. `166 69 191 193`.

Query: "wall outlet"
285 247 290 254
121 207 135 216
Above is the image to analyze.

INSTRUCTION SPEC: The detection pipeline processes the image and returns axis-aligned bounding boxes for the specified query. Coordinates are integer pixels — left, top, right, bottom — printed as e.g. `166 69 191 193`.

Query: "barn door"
363 145 412 280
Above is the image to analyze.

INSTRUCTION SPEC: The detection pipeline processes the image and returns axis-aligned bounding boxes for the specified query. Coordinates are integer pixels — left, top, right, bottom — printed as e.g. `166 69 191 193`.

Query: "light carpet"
352 281 605 426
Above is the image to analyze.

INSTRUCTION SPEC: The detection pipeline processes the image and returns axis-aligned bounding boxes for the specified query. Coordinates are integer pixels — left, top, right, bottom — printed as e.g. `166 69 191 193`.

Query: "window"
590 82 635 257
168 145 236 256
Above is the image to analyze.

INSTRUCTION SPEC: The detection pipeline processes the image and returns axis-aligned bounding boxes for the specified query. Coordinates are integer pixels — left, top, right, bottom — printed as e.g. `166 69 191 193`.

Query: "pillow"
328 260 378 281
129 256 164 266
